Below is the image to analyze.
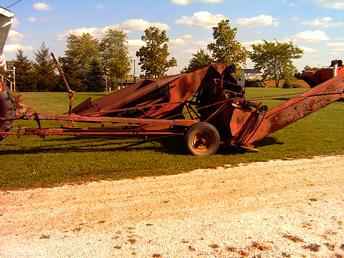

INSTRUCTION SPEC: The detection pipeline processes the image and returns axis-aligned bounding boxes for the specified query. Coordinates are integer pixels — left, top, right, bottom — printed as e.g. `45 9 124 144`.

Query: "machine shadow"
0 144 164 156
0 137 283 156
255 137 284 147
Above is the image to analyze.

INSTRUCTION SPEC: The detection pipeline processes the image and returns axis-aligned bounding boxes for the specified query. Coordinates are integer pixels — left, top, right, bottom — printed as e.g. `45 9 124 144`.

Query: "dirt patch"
1 155 344 257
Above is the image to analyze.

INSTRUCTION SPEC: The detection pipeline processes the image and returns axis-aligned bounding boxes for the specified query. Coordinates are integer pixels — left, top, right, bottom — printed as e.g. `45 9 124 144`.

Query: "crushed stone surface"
1 155 344 257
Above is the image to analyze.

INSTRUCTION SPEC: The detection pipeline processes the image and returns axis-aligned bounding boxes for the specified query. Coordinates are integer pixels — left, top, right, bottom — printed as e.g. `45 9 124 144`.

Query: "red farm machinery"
1 62 344 156
1 8 344 156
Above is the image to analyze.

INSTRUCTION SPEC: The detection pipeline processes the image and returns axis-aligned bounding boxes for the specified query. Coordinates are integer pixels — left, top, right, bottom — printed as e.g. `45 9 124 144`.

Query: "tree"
12 49 36 91
33 43 57 91
184 49 213 73
100 29 131 89
136 27 176 79
61 33 101 91
208 20 247 66
249 40 303 87
86 58 105 92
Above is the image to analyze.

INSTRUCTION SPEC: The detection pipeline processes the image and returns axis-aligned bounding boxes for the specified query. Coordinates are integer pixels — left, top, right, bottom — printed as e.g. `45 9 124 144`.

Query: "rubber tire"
185 122 220 156
0 87 16 141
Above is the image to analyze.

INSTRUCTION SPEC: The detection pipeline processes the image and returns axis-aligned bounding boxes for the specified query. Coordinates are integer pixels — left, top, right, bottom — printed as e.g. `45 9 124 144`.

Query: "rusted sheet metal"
73 64 227 119
236 74 344 146
0 128 183 138
34 113 198 127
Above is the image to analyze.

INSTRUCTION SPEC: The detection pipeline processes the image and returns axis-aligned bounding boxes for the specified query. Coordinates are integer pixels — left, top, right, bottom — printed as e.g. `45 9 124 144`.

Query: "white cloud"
242 40 264 50
303 17 344 28
61 27 102 39
318 0 344 10
8 30 24 42
293 30 330 43
171 0 192 4
171 0 223 5
4 44 33 53
128 39 145 47
33 2 50 11
328 41 344 53
170 34 193 46
236 15 279 28
60 19 169 39
176 11 227 29
12 17 20 29
120 19 169 32
300 46 317 54
328 42 344 48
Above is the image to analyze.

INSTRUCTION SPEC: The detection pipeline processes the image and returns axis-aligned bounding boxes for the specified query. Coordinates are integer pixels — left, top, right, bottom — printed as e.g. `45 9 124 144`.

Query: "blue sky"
3 0 344 72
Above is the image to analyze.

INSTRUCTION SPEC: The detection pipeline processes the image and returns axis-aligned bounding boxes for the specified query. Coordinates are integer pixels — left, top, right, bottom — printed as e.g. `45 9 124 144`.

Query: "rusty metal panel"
240 74 344 146
74 64 227 119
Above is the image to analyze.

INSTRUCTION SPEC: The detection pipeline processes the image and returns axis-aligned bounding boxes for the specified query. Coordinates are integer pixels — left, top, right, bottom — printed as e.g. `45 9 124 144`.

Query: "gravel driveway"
1 155 344 258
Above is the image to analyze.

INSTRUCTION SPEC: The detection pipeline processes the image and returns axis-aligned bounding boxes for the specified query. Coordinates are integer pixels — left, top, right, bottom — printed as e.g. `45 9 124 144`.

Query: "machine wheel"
185 122 220 156
0 85 16 141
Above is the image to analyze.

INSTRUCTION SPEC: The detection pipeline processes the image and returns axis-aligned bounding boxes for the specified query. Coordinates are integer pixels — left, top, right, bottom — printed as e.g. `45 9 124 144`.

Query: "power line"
5 0 23 9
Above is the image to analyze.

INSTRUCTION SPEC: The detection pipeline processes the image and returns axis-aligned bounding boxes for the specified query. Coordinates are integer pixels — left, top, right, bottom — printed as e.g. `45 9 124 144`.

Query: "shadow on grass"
0 137 284 156
255 137 284 147
273 97 293 101
0 143 165 155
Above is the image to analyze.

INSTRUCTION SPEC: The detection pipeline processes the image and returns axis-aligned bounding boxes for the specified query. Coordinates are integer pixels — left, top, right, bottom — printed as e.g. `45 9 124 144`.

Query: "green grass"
1 88 344 190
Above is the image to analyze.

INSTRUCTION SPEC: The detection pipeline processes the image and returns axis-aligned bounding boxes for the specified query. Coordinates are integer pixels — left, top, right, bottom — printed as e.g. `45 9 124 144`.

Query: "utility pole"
105 74 109 93
12 66 16 92
104 67 110 93
130 57 137 82
133 58 136 82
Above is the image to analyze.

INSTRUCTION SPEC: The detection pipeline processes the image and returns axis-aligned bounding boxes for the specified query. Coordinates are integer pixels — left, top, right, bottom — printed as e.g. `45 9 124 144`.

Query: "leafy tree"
184 49 213 73
86 58 105 92
33 43 57 91
136 26 176 79
61 33 101 91
249 40 303 87
208 20 247 66
100 29 131 89
12 49 36 91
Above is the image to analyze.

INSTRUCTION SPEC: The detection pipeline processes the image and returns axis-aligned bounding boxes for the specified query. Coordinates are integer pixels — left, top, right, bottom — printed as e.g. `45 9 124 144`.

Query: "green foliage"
100 29 131 89
184 49 213 73
250 40 303 88
61 33 102 91
6 30 131 92
86 58 105 92
136 27 177 79
33 43 58 91
12 49 36 91
208 20 247 66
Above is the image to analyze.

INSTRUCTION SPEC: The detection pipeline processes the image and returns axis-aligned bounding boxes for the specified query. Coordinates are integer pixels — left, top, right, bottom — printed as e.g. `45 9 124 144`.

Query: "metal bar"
0 128 183 138
205 103 228 123
51 52 72 93
33 114 198 127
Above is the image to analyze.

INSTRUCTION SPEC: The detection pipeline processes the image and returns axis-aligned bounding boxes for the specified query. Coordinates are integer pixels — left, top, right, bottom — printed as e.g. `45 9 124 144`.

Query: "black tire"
0 86 16 141
185 122 220 156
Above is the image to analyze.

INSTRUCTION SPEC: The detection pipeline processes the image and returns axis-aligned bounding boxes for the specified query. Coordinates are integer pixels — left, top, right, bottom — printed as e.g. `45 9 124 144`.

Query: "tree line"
7 19 304 92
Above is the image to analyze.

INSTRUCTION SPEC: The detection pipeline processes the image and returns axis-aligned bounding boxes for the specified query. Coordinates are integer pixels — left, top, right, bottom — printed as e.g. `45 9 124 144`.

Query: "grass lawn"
1 88 344 190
